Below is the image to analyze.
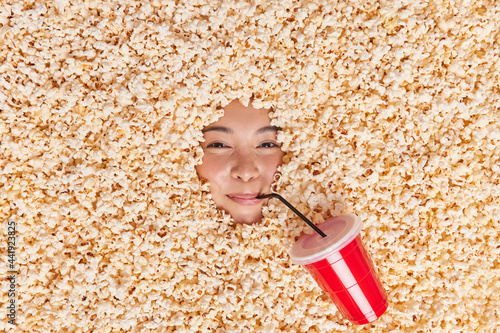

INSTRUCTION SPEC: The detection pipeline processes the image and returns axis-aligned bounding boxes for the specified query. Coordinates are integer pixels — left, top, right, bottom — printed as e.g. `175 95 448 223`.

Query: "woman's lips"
226 193 262 206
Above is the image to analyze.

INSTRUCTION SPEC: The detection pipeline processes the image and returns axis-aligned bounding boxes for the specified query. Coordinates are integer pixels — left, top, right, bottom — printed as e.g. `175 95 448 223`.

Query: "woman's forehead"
223 99 270 115
206 99 273 130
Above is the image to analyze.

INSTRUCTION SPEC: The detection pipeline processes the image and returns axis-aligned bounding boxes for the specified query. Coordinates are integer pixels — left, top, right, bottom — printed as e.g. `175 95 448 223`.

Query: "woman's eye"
207 142 229 148
258 142 280 148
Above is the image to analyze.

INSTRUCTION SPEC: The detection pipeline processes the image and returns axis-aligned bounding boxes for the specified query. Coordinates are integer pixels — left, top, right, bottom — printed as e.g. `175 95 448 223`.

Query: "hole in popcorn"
196 98 285 224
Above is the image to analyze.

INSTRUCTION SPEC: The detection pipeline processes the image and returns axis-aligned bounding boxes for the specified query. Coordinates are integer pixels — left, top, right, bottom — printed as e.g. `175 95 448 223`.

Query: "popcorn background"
1 0 499 331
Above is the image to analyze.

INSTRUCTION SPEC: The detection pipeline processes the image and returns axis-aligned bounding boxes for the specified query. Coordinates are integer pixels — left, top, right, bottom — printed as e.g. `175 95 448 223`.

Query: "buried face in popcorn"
196 99 285 224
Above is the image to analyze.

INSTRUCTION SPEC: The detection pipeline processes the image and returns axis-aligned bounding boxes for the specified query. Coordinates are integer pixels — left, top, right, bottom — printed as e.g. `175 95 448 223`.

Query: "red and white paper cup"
289 213 388 325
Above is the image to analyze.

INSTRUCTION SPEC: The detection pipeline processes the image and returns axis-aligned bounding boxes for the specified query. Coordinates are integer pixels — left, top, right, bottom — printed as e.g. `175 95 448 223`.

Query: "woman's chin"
236 219 262 225
229 210 263 225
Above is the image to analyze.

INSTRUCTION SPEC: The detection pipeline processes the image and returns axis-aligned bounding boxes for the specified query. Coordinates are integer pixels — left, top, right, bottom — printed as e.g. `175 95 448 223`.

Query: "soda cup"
289 213 388 325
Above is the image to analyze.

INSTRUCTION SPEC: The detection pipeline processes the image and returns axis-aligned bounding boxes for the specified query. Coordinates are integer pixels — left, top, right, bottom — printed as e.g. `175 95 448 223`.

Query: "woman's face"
196 99 284 224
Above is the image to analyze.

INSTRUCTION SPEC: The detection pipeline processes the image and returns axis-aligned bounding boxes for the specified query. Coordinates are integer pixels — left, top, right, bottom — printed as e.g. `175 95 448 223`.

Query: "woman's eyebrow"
202 126 234 134
256 126 280 134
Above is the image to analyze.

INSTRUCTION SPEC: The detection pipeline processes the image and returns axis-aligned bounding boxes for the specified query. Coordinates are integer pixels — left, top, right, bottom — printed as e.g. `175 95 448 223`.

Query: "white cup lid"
289 213 363 265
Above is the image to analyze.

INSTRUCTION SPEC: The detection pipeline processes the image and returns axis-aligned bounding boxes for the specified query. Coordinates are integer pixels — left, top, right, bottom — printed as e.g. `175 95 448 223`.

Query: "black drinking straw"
257 193 327 238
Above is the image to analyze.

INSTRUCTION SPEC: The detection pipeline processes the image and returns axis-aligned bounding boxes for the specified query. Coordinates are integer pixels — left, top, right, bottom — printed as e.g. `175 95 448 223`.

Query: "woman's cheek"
204 154 229 181
262 154 283 179
197 154 218 181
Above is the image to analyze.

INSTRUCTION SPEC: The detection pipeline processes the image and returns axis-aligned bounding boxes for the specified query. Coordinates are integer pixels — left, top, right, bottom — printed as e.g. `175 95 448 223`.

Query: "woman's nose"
229 152 260 182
